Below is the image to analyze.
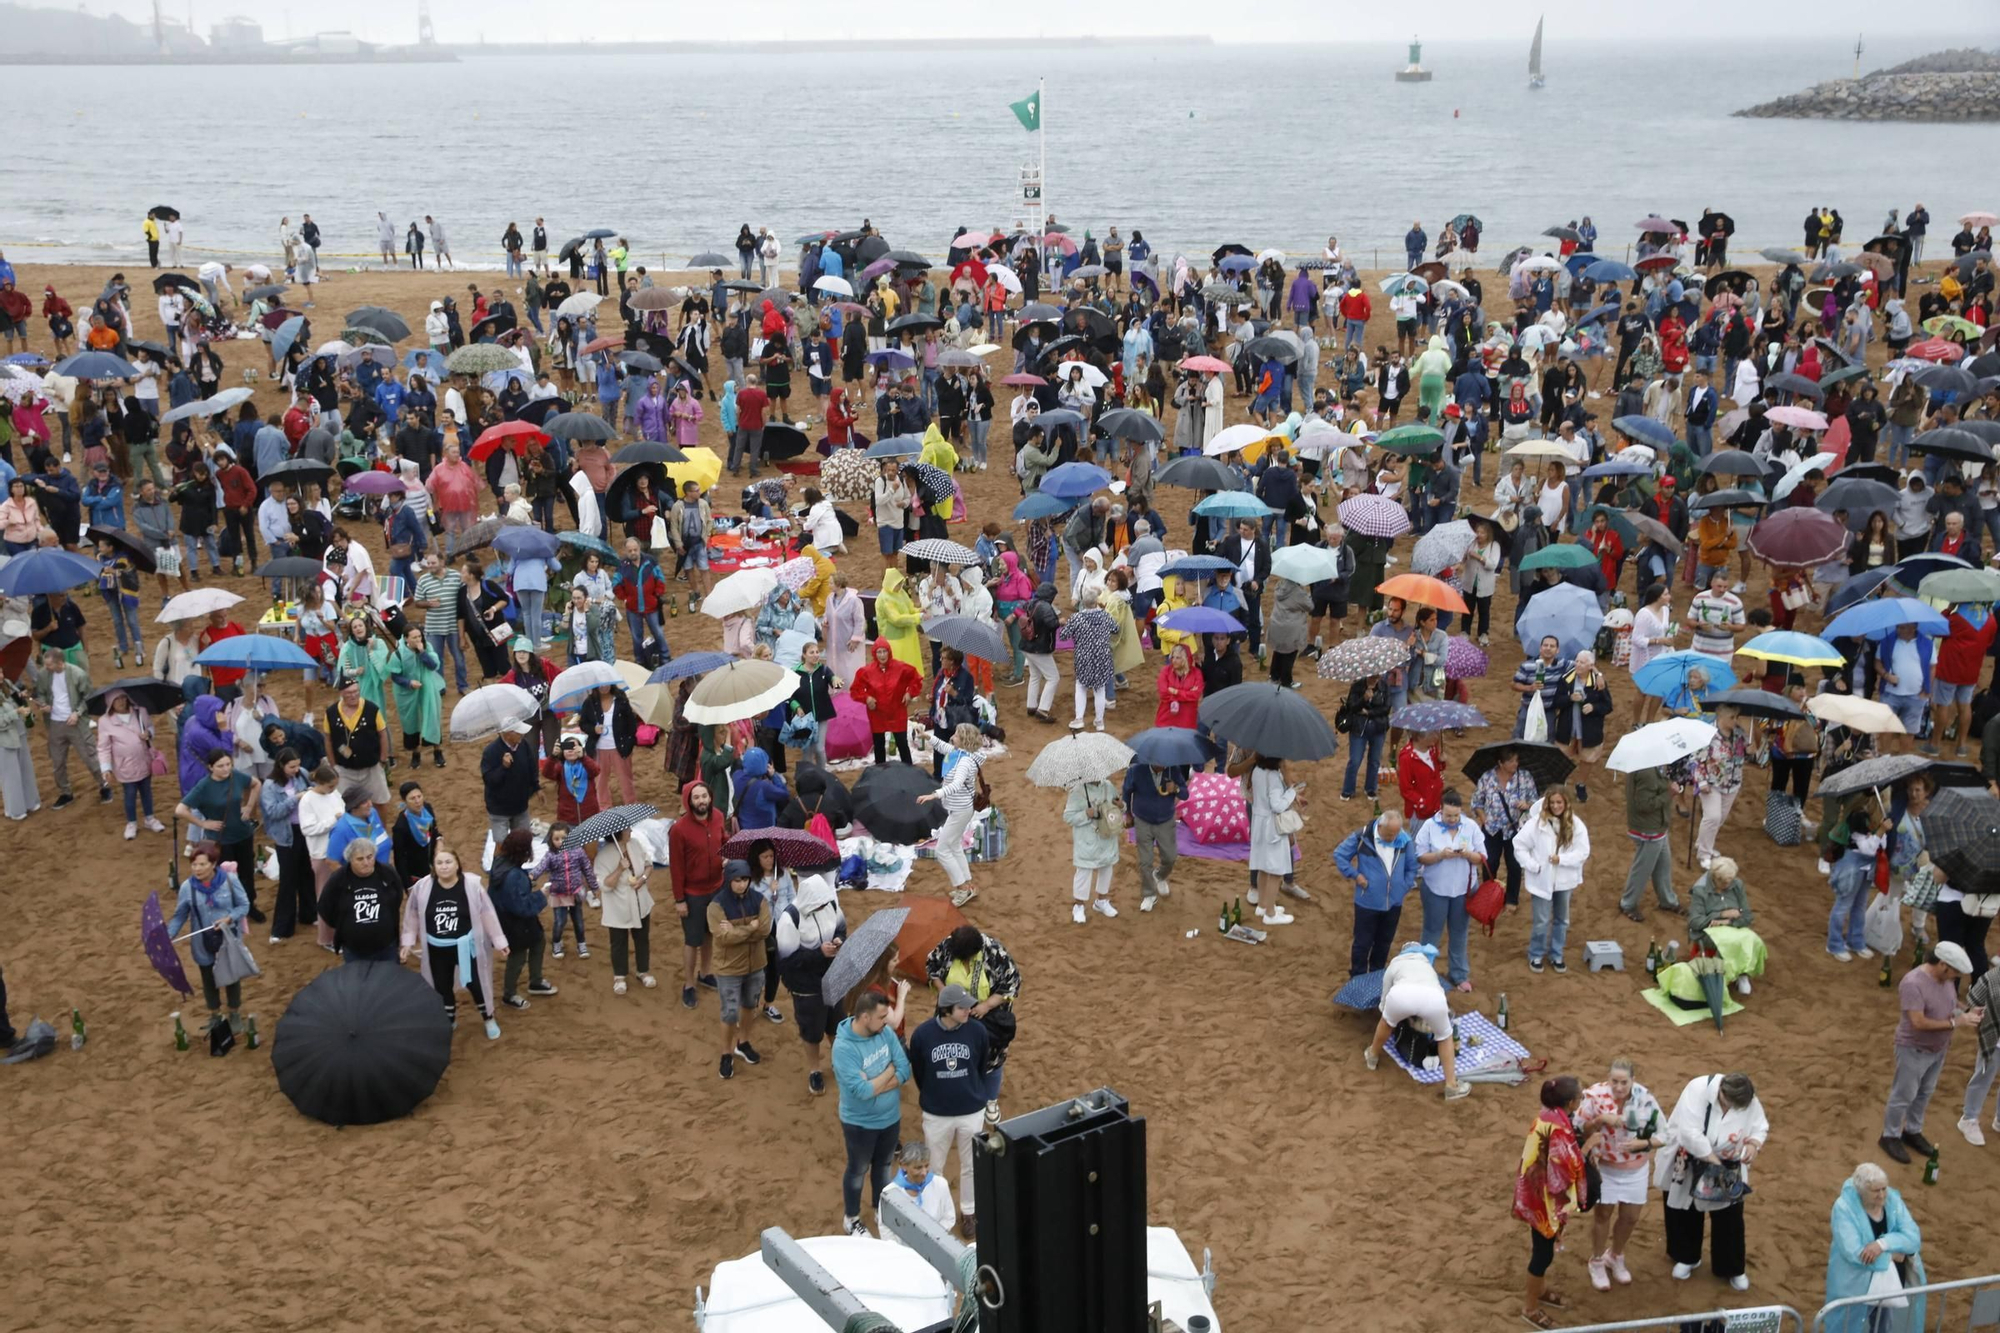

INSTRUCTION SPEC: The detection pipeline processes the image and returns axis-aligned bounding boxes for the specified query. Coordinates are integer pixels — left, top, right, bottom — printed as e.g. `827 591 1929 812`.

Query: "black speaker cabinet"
972 1088 1147 1333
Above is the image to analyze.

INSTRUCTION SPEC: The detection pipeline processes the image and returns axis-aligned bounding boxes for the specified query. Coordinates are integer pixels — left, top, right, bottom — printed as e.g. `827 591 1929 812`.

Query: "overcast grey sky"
98 0 1997 45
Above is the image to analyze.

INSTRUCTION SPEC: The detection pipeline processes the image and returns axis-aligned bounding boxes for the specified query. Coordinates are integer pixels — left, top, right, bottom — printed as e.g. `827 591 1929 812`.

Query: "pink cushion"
1177 771 1249 845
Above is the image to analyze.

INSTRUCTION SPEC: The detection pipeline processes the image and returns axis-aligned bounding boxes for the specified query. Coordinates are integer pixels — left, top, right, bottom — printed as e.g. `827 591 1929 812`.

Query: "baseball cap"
1932 941 1974 974
938 984 975 1010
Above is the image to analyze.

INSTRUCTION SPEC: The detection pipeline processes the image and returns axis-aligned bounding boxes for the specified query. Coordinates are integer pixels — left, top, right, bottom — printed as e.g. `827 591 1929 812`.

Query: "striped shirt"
1686 591 1743 658
939 751 983 812
414 570 463 638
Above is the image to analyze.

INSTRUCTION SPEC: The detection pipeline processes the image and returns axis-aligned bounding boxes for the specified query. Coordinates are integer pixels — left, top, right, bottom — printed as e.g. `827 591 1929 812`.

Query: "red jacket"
538 754 602 825
1396 744 1444 822
1155 658 1205 728
826 392 857 446
282 405 312 446
199 622 248 688
1338 290 1372 323
613 555 669 615
736 386 769 431
850 638 924 732
0 287 30 323
217 462 257 510
1937 610 1997 686
668 805 728 902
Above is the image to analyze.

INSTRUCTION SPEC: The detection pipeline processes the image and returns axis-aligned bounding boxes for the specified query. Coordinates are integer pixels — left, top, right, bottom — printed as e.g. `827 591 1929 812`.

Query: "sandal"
1521 1311 1558 1330
639 974 658 989
613 977 628 995
1540 1290 1568 1309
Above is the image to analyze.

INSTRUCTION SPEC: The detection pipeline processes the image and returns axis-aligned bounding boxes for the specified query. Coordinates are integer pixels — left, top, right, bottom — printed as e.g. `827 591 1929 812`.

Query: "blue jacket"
253 424 291 478
487 861 547 919
832 1015 911 1129
1122 763 1187 826
80 477 125 528
374 378 406 426
166 870 250 967
386 504 429 558
1334 819 1420 912
732 747 789 828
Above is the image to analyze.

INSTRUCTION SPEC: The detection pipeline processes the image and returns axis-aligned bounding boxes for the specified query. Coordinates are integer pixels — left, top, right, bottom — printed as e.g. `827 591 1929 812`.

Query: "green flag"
1010 89 1040 132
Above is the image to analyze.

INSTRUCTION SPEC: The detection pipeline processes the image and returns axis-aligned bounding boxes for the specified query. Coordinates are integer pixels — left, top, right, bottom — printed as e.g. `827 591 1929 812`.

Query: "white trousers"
1072 864 1114 902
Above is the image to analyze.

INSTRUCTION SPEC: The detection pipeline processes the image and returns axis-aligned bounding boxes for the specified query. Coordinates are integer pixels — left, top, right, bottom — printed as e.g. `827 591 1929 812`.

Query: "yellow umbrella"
664 446 724 495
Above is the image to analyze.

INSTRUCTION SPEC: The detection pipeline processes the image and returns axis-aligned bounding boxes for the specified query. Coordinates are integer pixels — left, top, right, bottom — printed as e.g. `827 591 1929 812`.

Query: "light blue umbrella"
194 635 318 671
1612 415 1676 450
1158 606 1245 635
557 531 618 558
866 436 923 459
1217 254 1257 273
1824 566 1898 618
1634 650 1739 700
1583 260 1638 283
1014 492 1076 520
1516 583 1604 659
481 367 534 391
159 398 213 425
1823 597 1950 641
403 348 449 380
269 316 306 366
1738 630 1845 668
1193 492 1275 520
494 527 562 560
1379 272 1429 296
1039 461 1113 499
1581 460 1649 479
1161 555 1240 579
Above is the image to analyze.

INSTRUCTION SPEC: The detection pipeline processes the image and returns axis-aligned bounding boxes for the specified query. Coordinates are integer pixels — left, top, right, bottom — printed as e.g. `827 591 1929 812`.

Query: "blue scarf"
406 806 434 848
564 759 591 804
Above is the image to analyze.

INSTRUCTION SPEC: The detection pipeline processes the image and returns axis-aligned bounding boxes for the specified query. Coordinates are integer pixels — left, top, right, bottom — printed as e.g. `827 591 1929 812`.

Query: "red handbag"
1467 878 1506 936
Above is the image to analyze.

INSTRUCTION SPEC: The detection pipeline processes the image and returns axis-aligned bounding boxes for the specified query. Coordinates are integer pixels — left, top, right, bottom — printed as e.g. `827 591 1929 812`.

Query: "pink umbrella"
773 556 816 591
342 470 406 495
952 230 994 250
999 373 1046 387
1181 355 1231 375
1907 337 1964 363
1765 405 1829 431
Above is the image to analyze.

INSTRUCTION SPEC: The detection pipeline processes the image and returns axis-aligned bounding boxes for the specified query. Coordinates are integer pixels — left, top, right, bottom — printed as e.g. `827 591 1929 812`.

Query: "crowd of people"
2 197 1997 1322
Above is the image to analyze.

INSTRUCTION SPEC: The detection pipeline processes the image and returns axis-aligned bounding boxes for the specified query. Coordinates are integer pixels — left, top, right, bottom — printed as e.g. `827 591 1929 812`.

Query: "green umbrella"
1578 504 1639 547
1917 568 2000 605
1518 543 1598 572
1373 423 1446 456
1819 364 1869 387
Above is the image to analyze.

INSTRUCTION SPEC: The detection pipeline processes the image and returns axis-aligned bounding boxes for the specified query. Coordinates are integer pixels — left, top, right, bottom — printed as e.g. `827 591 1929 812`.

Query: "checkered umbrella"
566 803 662 846
903 538 982 566
1412 520 1476 575
1445 635 1489 680
1337 494 1412 539
1317 635 1407 682
1922 787 2000 896
141 891 194 997
1025 730 1135 788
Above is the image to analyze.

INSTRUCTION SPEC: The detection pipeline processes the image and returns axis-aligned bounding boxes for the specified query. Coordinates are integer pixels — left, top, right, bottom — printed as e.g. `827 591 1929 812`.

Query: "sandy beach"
1 257 1994 1333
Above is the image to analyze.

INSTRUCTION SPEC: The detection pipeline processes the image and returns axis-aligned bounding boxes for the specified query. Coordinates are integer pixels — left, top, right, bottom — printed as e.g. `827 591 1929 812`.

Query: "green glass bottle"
246 1016 260 1051
1878 953 1894 989
1218 900 1231 934
1921 1147 1939 1186
70 1008 85 1051
173 1012 189 1052
1645 939 1661 978
1231 897 1245 929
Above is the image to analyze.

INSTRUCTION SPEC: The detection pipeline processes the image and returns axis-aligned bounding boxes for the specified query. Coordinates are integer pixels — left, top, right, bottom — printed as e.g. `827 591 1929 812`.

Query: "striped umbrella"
566 803 662 846
1337 494 1411 539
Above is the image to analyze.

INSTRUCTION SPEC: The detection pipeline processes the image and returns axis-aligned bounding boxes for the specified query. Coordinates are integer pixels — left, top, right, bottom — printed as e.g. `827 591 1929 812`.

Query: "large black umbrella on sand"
273 963 452 1126
853 764 946 844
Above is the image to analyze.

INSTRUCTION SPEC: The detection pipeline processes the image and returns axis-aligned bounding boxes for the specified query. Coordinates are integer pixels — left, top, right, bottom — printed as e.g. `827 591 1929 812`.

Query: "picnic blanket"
1383 1012 1529 1085
836 836 914 893
1331 969 1384 1010
1640 985 1746 1026
1125 824 1301 864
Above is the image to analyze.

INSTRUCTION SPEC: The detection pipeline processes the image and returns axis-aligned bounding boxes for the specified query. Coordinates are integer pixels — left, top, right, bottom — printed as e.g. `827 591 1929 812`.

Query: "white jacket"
1510 797 1590 899
1652 1073 1770 1191
424 305 449 346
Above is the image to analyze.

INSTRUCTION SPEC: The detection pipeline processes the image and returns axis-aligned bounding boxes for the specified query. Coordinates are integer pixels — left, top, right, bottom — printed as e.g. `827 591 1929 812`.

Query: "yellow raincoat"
920 424 959 475
875 569 924 670
795 542 836 617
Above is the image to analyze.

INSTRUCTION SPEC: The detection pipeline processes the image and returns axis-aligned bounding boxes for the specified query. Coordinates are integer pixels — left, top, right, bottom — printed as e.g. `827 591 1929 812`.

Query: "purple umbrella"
342 470 407 496
1336 493 1411 539
142 891 194 997
1445 635 1489 680
859 257 896 283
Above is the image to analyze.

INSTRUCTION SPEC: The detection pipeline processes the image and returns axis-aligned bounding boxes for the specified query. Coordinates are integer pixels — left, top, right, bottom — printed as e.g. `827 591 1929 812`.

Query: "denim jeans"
100 590 143 654
1419 886 1470 986
183 531 220 573
551 904 587 945
1827 874 1869 955
1687 422 1712 457
1528 890 1571 963
121 776 155 820
265 538 294 599
841 1120 901 1218
517 589 546 646
428 630 468 692
1888 423 1914 467
625 609 666 658
1342 722 1387 797
969 416 990 465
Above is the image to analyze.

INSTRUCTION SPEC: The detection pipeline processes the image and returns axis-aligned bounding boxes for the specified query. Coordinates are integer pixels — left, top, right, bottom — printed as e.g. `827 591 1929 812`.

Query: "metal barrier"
1565 1308 1805 1333
1813 1273 2000 1331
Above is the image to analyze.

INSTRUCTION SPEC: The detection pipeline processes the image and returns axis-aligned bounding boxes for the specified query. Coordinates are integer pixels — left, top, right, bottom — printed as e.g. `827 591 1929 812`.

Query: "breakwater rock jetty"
1736 49 2000 121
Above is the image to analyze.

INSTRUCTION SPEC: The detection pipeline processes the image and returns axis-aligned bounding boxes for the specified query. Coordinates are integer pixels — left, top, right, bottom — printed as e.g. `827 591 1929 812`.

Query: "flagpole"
1038 76 1048 270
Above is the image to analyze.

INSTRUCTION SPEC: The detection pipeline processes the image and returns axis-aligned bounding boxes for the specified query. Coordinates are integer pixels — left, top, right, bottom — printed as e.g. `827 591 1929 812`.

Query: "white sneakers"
144 816 166 833
1588 1254 1611 1292
1672 1261 1699 1280
1736 976 1753 996
1830 950 1854 963
1246 887 1260 906
123 822 137 840
1960 1116 1987 1147
1279 882 1312 902
1260 906 1295 926
1730 1275 1751 1292
1139 897 1157 912
1606 1252 1632 1285
1091 898 1118 919
1072 904 1086 925
1362 1044 1378 1071
1857 947 1876 960
1156 880 1172 898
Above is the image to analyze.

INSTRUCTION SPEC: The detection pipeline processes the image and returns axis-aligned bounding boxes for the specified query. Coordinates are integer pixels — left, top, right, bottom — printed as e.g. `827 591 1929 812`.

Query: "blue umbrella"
646 651 735 684
1634 650 1739 700
1823 597 1950 641
1158 606 1246 635
1039 461 1113 499
557 530 618 558
1825 565 1898 618
583 228 619 240
1217 254 1257 273
1035 408 1087 434
481 367 533 391
1013 492 1077 520
52 350 139 379
1581 460 1649 479
865 436 923 459
494 527 562 560
1160 555 1240 579
4 352 51 368
866 348 915 369
1193 492 1275 519
1379 272 1429 296
1125 726 1220 768
195 635 319 671
1564 252 1600 276
1576 301 1620 326
403 348 449 380
1390 701 1487 732
0 548 100 596
1516 583 1604 659
1612 415 1676 450
269 316 307 366
1583 260 1638 283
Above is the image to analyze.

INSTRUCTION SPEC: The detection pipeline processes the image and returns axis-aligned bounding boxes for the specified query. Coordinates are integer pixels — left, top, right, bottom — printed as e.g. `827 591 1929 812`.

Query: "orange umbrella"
1374 572 1469 614
580 334 624 355
891 895 968 987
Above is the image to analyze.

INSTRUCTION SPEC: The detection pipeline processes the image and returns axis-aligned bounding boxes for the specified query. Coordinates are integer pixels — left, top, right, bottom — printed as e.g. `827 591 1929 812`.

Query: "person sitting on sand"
1362 943 1470 1102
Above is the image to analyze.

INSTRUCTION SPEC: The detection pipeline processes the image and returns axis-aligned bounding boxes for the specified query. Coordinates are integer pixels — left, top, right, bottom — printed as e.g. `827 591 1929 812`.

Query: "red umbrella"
1746 507 1846 567
950 258 989 287
1635 253 1680 271
1907 338 1964 363
580 334 624 355
469 420 549 462
892 895 970 986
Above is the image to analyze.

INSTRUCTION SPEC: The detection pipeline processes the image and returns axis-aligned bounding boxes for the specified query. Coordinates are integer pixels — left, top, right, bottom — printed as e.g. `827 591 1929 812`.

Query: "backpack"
806 811 837 853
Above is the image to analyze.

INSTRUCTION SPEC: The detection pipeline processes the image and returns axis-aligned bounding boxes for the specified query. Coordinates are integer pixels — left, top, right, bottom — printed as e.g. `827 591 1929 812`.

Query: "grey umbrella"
1198 682 1339 760
821 908 912 1007
1816 752 1981 802
922 615 1008 663
687 252 732 268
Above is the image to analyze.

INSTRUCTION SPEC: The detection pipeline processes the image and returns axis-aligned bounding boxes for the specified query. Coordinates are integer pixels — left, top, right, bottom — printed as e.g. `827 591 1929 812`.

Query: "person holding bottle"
1578 1057 1667 1290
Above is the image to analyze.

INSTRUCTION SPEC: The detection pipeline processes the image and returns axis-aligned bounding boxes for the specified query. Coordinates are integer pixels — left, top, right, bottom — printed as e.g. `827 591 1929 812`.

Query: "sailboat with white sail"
1528 16 1546 89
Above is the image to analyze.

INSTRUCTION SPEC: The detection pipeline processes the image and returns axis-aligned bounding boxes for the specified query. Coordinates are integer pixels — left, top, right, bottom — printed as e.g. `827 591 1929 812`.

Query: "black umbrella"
568 803 662 846
1065 308 1117 340
257 555 326 580
1700 688 1805 723
854 236 890 265
1828 462 1901 487
618 350 664 375
123 338 170 358
446 514 530 557
1098 408 1164 443
583 227 618 240
1696 451 1766 479
262 458 335 488
469 313 516 342
885 249 931 268
243 284 289 303
1243 335 1301 365
721 278 764 293
688 251 733 268
86 676 186 717
613 441 689 465
346 307 412 342
1922 787 2000 896
545 411 617 443
558 236 586 261
853 763 947 844
515 398 567 426
1810 261 1864 281
821 907 912 1007
1763 372 1824 401
1914 365 1980 398
1815 478 1900 526
273 962 452 1127
789 763 854 825
1463 739 1575 788
148 205 180 220
1688 488 1766 513
604 462 670 523
1817 753 1980 802
922 614 1008 663
1197 682 1339 761
1155 455 1248 491
1909 427 1993 464
1703 270 1751 297
887 313 944 335
151 273 200 294
761 422 811 461
1543 225 1582 242
1018 302 1062 325
1211 243 1252 261
1035 334 1090 364
1965 354 2000 381
85 525 157 572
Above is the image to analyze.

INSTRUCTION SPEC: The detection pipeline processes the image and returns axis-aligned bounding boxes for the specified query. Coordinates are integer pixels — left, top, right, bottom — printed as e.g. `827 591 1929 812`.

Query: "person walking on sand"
669 779 727 1008
376 212 396 266
167 841 252 1040
708 859 772 1080
776 873 847 1097
1878 942 1980 1164
400 845 508 1040
1515 1075 1598 1328
1062 755 1125 925
833 988 912 1237
597 830 657 997
427 215 453 270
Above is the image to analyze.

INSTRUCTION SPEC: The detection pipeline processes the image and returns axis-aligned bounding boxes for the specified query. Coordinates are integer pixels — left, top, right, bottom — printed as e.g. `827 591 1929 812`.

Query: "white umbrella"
448 683 540 742
313 339 354 360
1257 247 1286 263
156 587 244 624
1519 325 1560 352
684 659 799 726
967 342 1001 356
1292 417 1347 460
812 275 854 297
549 659 627 712
1515 255 1563 273
1771 451 1840 502
1606 717 1717 773
1025 730 1135 788
1807 694 1906 735
988 266 1022 294
1053 362 1107 388
700 567 781 620
1204 422 1277 458
1269 544 1341 584
556 292 602 318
